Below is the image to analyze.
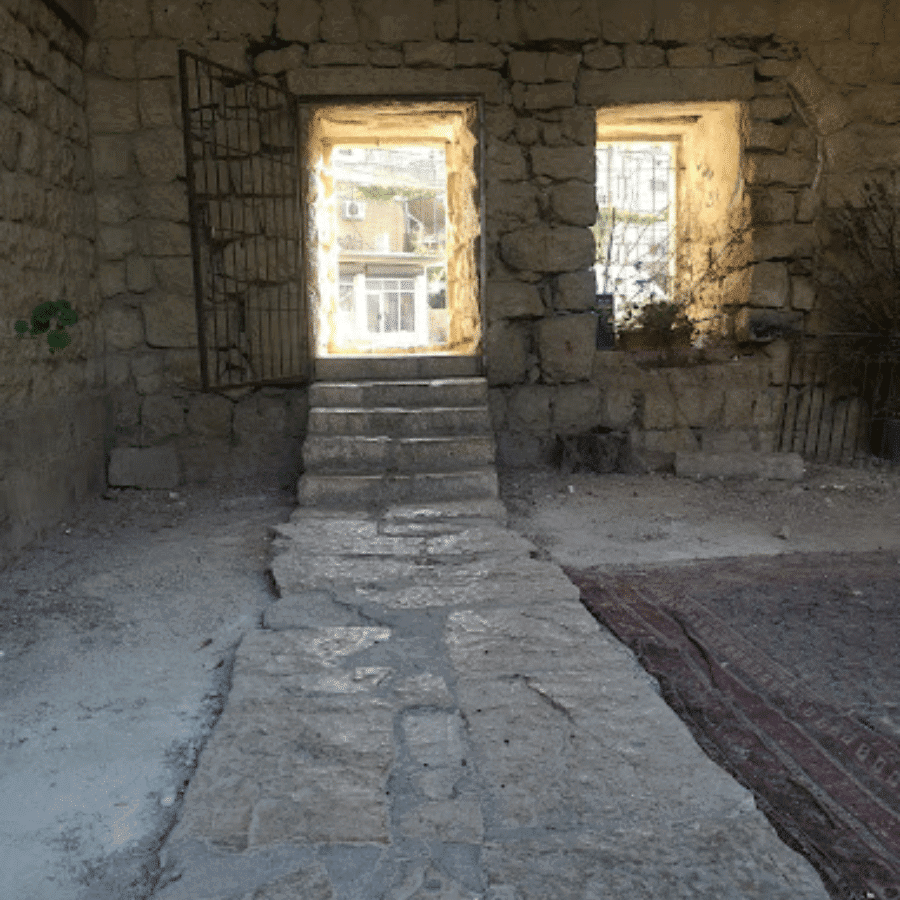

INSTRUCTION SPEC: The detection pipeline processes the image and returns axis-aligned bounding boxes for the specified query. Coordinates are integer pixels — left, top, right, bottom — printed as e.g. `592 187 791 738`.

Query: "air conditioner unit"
342 200 365 220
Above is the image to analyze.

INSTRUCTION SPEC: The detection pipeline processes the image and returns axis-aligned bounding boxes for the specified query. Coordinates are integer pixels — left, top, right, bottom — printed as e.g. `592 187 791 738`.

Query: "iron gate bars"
778 334 900 467
179 50 310 390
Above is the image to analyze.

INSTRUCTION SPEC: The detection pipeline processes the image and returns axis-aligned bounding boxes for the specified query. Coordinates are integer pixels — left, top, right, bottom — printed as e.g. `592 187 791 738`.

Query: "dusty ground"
1 460 898 898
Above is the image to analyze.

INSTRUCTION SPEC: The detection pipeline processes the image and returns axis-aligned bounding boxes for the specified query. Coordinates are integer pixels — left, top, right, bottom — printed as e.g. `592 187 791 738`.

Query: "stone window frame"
596 101 748 348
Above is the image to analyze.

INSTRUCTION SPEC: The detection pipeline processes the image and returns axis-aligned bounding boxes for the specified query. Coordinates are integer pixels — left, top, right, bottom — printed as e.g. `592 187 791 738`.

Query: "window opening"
594 141 677 343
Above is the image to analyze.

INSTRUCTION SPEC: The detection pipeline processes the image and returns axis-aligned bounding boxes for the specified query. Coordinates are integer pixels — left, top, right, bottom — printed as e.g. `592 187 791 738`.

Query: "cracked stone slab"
392 673 455 708
445 602 604 675
481 821 832 899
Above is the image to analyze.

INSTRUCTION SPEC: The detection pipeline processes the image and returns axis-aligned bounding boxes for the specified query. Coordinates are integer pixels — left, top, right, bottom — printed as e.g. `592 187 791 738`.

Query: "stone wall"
0 0 107 565
13 0 896 523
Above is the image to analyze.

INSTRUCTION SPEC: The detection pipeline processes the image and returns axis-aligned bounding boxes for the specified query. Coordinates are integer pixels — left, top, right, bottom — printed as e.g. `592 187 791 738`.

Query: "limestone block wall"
75 0 900 480
0 0 107 565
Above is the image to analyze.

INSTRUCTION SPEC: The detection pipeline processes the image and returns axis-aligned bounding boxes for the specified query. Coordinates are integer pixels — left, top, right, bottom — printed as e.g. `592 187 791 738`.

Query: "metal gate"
178 50 310 390
777 334 900 467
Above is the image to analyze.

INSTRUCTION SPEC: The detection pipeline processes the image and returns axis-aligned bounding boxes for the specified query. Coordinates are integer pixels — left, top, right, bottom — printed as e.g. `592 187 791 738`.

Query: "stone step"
302 434 496 473
297 468 499 507
309 377 489 410
307 405 493 438
315 355 482 382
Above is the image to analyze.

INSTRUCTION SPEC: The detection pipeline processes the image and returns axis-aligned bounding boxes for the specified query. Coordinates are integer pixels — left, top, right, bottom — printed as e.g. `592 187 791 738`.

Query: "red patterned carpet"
566 552 900 900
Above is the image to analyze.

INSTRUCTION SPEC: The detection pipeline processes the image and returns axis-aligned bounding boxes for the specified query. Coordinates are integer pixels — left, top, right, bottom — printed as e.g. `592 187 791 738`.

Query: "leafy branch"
14 300 79 353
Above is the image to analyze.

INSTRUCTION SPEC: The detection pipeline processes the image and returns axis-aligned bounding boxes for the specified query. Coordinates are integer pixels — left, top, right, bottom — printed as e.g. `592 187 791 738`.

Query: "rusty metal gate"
777 334 900 467
179 50 310 390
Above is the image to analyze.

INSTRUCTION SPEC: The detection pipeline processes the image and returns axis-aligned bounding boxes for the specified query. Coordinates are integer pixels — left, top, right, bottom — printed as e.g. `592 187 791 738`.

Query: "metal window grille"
179 50 310 390
595 142 677 345
777 335 900 467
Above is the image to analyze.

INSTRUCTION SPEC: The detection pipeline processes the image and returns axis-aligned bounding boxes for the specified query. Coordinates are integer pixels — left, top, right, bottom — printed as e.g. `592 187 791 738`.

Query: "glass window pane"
384 293 399 331
400 295 415 331
367 295 380 332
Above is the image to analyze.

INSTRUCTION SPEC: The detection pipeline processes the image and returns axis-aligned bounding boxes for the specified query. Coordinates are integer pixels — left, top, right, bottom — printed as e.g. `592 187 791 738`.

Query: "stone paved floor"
150 499 830 900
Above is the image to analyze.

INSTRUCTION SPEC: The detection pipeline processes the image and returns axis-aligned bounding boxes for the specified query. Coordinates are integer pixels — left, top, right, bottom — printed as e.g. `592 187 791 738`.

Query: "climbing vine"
14 300 79 353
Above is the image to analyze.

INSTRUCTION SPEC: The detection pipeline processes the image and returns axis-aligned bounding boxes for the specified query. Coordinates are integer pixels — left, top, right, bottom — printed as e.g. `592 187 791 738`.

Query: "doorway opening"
305 101 483 358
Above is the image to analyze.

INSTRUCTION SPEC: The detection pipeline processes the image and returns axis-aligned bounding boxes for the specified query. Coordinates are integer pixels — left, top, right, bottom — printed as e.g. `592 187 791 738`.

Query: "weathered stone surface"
752 223 819 260
749 187 796 224
487 280 543 321
308 42 367 66
791 275 817 310
275 0 321 41
848 84 900 124
826 124 900 173
500 225 594 273
553 382 601 433
103 302 145 349
286 65 504 104
138 79 174 127
398 799 484 841
583 42 622 69
486 139 527 181
141 393 185 442
487 180 539 223
320 0 360 41
555 269 595 311
624 43 666 68
126 253 155 292
142 292 197 348
454 41 504 67
747 121 790 152
579 65 755 104
98 224 135 259
153 256 193 295
599 0 652 42
786 58 852 134
357 0 435 41
749 261 789 307
675 450 805 480
506 384 553 430
511 82 575 110
108 445 180 489
404 40 455 68
85 76 138 133
186 391 232 439
776 0 849 42
538 313 596 382
745 153 815 186
550 181 597 225
751 95 794 120
531 145 594 181
668 44 713 67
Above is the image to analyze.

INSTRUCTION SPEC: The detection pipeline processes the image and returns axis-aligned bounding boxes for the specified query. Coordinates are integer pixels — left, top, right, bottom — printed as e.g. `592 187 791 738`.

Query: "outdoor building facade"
3 0 900 561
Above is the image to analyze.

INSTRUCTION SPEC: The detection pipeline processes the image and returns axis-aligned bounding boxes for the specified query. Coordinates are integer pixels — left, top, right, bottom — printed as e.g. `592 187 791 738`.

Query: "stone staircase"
297 356 499 509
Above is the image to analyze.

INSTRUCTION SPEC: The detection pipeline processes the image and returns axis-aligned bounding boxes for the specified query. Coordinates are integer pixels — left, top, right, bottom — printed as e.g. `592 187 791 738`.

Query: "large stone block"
550 182 598 226
285 66 504 104
145 220 191 256
136 39 178 79
786 59 851 135
600 0 652 42
486 181 539 224
500 225 594 273
825 125 900 173
150 0 208 39
506 0 600 41
455 42 504 67
849 85 900 125
553 382 600 433
187 391 233 439
133 128 184 181
356 0 435 41
126 254 155 292
154 256 194 295
487 280 544 321
578 65 755 105
275 0 321 41
555 269 595 311
668 45 713 67
675 450 804 480
790 275 816 311
583 43 622 69
531 146 594 182
404 41 454 68
624 43 666 68
98 261 126 298
511 83 575 110
142 292 197 348
103 302 145 350
108 446 181 489
233 393 288 448
654 0 710 41
93 0 151 38
319 0 359 41
747 121 790 152
712 0 776 38
776 0 849 42
744 153 815 186
138 79 174 127
91 134 130 177
506 384 553 430
141 183 188 221
486 140 527 181
98 224 135 259
207 0 273 38
486 320 528 386
85 77 138 133
538 314 595 383
141 393 186 442
748 261 789 307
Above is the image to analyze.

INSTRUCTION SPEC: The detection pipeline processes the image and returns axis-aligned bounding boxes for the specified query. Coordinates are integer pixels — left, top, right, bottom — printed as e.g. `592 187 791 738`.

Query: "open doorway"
305 101 483 358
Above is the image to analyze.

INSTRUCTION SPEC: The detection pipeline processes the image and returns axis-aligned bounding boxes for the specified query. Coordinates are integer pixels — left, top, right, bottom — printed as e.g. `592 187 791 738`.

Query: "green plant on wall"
14 300 79 353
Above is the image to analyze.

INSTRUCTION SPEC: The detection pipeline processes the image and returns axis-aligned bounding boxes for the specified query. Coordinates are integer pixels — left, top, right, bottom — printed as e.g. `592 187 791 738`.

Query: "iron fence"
777 335 900 467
